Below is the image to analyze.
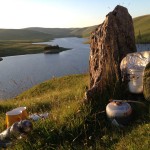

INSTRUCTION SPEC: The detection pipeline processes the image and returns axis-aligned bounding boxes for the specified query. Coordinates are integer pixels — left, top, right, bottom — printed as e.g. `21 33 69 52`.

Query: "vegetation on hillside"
0 40 44 57
81 15 150 44
70 25 97 37
79 15 150 44
133 15 150 43
0 74 149 149
0 29 53 41
0 29 72 57
25 27 75 38
0 40 69 57
0 15 149 43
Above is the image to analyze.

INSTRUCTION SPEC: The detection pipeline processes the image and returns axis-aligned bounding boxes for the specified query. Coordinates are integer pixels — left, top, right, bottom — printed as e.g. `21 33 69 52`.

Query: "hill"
0 74 149 149
0 27 83 41
0 15 149 43
74 15 150 43
0 29 53 41
25 27 75 38
133 15 150 43
0 29 70 57
31 15 149 43
70 25 97 37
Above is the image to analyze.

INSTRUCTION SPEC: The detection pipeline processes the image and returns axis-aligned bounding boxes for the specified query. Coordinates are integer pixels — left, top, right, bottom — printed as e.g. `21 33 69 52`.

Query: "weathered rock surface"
87 5 137 103
143 62 150 101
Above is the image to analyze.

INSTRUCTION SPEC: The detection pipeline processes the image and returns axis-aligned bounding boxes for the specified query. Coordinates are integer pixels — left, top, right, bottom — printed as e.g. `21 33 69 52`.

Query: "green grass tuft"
114 118 150 150
0 74 149 149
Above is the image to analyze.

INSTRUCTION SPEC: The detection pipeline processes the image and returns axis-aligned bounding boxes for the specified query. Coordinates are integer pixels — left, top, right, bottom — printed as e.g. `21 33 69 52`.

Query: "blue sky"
0 0 149 29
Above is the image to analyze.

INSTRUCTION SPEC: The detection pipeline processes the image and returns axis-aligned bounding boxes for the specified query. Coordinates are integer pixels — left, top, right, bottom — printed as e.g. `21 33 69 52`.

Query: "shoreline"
0 40 70 57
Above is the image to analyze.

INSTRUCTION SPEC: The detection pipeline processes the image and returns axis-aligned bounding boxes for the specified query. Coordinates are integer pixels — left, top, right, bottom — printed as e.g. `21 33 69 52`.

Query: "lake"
0 37 150 99
0 37 90 99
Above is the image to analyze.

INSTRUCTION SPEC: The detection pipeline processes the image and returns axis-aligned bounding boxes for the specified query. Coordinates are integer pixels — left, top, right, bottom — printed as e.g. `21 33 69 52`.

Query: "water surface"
0 37 90 99
0 37 149 99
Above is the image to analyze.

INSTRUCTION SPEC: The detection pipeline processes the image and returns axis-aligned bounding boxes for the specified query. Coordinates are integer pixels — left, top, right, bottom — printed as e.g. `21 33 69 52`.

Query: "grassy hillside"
0 41 45 57
70 15 150 44
133 15 150 43
0 28 76 57
0 29 53 41
26 26 97 38
0 74 149 149
0 40 68 57
70 25 97 37
77 15 150 43
0 26 96 40
25 27 75 38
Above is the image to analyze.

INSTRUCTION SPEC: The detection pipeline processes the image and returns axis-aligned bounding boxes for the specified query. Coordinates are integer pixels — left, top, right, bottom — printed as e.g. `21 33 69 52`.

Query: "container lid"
12 107 26 111
106 101 131 111
6 110 22 115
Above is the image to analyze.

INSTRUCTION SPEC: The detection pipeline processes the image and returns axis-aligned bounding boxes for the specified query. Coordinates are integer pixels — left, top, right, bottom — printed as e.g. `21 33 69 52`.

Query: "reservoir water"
0 37 90 99
0 37 150 99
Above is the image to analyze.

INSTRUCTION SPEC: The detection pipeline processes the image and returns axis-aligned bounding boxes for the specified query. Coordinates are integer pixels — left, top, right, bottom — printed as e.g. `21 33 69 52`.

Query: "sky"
0 0 149 29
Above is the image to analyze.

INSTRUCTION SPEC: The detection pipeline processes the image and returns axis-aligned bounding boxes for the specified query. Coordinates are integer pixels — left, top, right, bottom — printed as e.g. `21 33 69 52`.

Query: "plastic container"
12 107 28 120
6 110 22 128
6 107 28 128
128 67 145 94
106 101 132 126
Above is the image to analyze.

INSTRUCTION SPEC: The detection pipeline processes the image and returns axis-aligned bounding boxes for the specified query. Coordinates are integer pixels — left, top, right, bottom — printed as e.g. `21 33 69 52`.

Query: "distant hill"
133 15 150 43
25 27 75 38
0 15 149 43
0 26 98 41
25 27 97 38
70 25 97 37
0 29 53 41
74 15 150 43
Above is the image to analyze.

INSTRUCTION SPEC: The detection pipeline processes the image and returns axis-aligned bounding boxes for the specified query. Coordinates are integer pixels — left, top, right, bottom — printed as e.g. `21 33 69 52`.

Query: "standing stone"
87 5 137 104
143 62 150 101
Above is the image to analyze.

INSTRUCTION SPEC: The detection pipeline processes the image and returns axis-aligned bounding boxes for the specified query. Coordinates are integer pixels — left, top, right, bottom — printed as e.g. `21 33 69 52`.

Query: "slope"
0 15 149 43
133 15 150 43
0 29 53 41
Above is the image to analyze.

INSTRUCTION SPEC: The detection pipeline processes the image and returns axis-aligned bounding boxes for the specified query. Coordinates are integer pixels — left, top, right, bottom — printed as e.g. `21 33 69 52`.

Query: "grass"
0 40 45 57
0 74 149 149
0 28 72 57
133 15 150 43
0 40 69 57
114 120 150 150
0 29 53 41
